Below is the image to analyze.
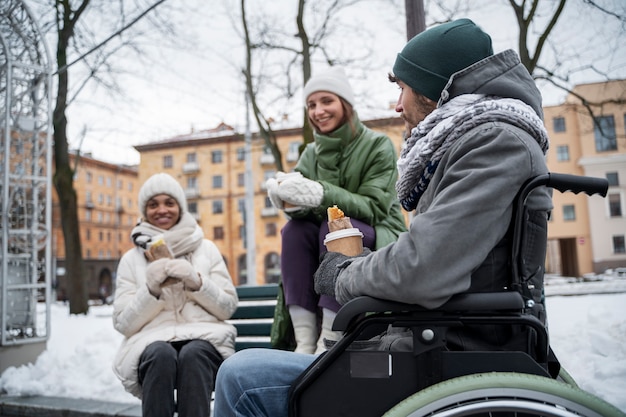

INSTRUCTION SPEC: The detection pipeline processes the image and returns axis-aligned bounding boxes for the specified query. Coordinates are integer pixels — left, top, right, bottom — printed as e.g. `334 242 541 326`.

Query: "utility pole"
243 90 256 285
405 0 425 40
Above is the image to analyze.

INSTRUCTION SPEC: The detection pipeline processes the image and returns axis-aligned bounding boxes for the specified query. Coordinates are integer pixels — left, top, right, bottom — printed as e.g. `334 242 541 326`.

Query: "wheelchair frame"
288 173 622 417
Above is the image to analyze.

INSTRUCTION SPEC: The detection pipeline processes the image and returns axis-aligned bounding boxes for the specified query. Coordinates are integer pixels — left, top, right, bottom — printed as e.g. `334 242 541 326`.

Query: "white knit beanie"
303 67 355 107
138 173 188 218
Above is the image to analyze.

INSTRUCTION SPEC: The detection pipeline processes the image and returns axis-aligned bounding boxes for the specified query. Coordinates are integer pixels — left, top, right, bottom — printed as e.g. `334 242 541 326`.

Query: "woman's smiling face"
306 91 346 133
145 194 180 230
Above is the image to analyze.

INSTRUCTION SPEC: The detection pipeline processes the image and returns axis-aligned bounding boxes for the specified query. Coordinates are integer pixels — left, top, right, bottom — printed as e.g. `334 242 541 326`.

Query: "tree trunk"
52 0 90 314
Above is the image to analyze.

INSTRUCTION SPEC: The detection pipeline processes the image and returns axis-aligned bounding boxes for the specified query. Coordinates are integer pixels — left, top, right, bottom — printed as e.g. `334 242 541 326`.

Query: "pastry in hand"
327 205 353 232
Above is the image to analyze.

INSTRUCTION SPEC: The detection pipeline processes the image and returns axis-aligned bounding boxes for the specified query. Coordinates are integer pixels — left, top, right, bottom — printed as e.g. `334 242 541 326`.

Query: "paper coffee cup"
323 228 364 256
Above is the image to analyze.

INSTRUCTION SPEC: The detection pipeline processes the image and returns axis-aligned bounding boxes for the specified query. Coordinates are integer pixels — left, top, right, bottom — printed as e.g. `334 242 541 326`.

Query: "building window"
86 229 91 240
213 226 224 240
86 172 92 183
213 200 223 214
187 176 198 190
264 170 276 183
556 145 570 162
213 175 223 189
613 235 626 254
236 147 245 161
563 204 576 221
163 155 173 168
212 150 223 163
238 199 245 212
98 175 104 185
606 172 619 186
238 173 245 187
118 179 123 189
85 211 91 221
187 152 197 163
608 193 622 217
188 202 198 214
265 196 273 208
264 252 281 284
553 117 566 132
265 223 277 236
99 231 104 241
594 115 617 152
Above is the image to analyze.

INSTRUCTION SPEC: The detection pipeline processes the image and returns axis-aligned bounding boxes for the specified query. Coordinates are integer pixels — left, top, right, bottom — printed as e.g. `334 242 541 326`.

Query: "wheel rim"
383 372 624 417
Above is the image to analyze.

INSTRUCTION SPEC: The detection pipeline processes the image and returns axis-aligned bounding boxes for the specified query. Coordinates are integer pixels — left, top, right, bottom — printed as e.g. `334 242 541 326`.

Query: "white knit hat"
303 67 355 107
138 173 188 218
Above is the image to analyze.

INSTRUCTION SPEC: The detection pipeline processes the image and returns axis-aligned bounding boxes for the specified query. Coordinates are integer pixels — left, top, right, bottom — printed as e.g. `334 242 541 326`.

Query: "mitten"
314 248 372 297
277 176 323 208
166 259 201 291
145 258 169 297
266 177 284 210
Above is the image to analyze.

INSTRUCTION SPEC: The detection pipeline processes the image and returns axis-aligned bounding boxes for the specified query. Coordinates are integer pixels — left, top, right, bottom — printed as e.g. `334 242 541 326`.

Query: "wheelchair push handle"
546 172 608 197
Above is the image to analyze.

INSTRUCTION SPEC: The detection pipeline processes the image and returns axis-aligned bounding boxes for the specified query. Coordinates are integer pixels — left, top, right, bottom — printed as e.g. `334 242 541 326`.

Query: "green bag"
270 281 296 351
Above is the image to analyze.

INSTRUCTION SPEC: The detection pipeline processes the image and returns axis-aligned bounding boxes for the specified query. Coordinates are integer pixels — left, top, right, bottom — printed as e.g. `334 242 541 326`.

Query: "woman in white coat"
112 173 238 417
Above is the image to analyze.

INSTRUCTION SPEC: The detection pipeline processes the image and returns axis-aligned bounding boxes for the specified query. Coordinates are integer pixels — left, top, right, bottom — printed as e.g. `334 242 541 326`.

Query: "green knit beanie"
393 18 493 102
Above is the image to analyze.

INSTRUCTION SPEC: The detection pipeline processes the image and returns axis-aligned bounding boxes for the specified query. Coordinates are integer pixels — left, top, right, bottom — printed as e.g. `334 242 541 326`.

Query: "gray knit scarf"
131 212 203 258
396 94 549 211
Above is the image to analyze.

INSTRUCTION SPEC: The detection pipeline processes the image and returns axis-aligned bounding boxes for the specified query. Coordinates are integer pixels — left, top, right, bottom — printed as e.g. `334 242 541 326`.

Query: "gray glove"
277 176 323 208
314 248 372 298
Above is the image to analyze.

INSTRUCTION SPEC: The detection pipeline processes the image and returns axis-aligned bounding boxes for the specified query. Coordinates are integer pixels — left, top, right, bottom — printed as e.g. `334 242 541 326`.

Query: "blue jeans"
213 349 316 417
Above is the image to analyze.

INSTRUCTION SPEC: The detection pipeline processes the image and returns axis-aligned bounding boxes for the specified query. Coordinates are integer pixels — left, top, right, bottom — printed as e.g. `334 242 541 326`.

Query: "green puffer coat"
291 113 407 249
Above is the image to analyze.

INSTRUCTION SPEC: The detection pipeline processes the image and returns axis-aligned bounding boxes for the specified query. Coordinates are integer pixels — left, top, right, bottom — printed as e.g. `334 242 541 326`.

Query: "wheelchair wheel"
383 372 624 417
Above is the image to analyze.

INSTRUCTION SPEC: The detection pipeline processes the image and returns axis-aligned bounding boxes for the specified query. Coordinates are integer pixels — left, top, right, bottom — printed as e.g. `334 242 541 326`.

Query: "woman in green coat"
266 67 406 354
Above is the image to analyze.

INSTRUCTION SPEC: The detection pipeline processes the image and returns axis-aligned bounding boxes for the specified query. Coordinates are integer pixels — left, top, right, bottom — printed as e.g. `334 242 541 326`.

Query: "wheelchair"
288 173 624 417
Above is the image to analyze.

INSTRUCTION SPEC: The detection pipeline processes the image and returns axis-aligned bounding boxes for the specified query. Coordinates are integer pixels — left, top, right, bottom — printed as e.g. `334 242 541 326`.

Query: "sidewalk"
0 395 141 417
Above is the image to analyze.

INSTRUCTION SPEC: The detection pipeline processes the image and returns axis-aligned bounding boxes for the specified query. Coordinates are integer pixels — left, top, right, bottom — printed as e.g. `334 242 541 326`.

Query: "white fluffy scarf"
396 94 549 211
131 212 204 258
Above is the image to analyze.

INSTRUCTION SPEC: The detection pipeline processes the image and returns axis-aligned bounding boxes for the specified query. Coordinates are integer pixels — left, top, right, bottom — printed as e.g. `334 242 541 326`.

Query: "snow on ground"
1 289 625 412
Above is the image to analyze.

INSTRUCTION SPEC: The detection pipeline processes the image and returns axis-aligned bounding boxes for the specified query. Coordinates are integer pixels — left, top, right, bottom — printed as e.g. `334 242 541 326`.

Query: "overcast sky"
30 0 626 166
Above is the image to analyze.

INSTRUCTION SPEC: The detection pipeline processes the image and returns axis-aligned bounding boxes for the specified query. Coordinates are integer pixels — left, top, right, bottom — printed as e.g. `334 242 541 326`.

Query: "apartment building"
544 79 626 275
134 119 406 285
52 153 139 300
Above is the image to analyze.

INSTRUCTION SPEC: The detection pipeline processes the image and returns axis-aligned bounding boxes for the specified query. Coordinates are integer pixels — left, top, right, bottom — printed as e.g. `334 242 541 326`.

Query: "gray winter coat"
335 50 552 330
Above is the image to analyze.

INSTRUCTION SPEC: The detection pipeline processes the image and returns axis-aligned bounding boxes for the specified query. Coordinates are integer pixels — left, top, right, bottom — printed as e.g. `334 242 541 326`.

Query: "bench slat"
236 284 279 300
232 285 280 351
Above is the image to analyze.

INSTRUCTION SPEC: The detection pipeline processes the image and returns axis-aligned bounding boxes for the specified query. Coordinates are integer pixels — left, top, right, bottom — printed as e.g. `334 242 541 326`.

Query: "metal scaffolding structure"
0 0 52 349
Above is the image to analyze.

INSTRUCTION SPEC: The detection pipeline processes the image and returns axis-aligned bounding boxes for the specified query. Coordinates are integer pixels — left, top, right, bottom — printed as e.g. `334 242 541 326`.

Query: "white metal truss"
0 0 52 347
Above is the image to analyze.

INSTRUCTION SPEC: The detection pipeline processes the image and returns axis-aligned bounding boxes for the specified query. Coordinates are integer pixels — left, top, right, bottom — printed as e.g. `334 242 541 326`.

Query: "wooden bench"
228 284 279 351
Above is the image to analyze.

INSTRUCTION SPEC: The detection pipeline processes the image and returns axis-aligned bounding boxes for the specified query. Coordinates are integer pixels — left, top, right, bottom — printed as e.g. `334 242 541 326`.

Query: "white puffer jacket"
112 239 238 398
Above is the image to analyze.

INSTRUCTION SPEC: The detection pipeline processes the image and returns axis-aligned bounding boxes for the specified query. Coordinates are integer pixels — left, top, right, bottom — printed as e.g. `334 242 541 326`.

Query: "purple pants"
281 218 375 313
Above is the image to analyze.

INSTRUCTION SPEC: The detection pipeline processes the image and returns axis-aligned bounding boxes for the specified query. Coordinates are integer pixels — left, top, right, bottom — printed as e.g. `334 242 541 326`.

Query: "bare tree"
45 0 169 314
238 0 375 170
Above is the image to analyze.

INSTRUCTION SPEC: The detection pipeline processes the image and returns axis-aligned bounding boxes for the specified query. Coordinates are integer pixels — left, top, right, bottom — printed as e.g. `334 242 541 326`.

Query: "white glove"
266 177 284 210
277 176 324 208
145 258 170 297
166 259 201 291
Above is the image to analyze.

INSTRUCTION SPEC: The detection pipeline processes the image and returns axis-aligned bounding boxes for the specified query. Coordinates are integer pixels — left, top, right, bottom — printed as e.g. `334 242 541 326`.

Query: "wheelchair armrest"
333 291 525 332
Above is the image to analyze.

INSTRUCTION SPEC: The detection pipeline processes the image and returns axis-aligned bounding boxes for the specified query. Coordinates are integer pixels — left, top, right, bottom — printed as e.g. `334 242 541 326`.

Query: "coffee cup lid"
324 228 363 244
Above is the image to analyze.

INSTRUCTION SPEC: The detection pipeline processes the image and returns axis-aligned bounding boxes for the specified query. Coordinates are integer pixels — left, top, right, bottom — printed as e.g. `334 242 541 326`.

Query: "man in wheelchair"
213 19 619 417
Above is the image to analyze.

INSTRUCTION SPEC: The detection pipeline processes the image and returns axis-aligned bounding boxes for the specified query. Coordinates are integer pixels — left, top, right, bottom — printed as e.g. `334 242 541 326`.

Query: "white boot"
315 308 343 354
289 305 317 354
